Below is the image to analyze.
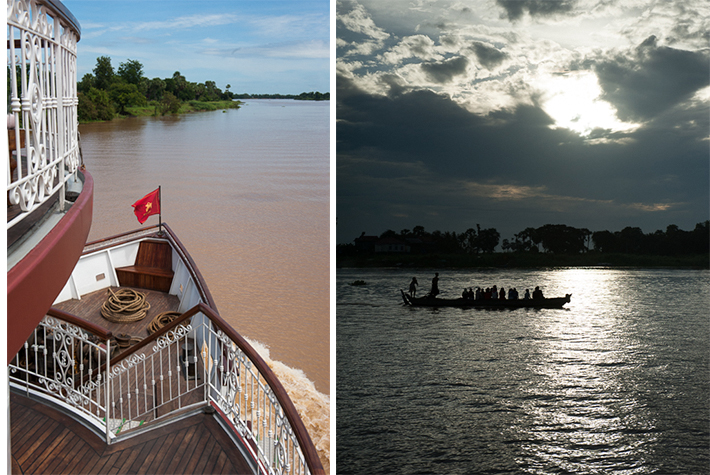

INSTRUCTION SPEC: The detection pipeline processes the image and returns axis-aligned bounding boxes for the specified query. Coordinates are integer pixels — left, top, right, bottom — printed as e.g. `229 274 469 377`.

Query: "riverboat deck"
53 285 181 351
11 392 252 474
13 286 255 474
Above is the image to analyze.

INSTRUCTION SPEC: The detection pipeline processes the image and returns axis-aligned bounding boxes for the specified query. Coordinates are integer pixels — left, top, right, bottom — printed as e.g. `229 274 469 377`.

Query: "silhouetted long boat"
401 290 571 309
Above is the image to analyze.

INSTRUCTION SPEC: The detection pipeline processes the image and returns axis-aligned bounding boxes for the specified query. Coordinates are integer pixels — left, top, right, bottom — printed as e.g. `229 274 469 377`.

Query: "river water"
337 267 710 474
79 100 330 470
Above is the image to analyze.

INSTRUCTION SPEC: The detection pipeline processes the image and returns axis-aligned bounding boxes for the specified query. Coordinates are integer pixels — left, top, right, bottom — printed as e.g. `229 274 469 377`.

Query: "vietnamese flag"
132 188 160 224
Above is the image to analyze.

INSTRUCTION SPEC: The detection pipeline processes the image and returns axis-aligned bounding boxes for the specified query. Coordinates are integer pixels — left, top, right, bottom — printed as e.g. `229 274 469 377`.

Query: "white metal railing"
7 0 81 230
10 305 320 475
9 312 111 436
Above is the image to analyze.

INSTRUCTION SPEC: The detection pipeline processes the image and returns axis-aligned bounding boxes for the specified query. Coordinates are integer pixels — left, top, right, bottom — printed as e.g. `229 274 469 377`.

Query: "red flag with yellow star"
132 188 160 224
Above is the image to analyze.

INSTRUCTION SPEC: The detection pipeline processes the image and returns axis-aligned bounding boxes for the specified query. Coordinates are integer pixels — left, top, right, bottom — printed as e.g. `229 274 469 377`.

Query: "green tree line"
77 56 329 122
341 221 710 256
77 56 240 121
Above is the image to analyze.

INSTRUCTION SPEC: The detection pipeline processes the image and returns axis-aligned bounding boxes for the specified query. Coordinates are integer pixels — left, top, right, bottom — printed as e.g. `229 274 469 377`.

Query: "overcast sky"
66 0 329 94
336 0 709 244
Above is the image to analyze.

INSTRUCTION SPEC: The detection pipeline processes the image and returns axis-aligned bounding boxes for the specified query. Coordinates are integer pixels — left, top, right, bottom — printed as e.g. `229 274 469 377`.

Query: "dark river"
337 268 710 474
79 100 329 470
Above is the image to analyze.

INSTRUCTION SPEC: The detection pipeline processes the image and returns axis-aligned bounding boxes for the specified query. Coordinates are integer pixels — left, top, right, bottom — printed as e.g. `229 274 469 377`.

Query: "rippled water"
337 268 710 474
79 100 329 470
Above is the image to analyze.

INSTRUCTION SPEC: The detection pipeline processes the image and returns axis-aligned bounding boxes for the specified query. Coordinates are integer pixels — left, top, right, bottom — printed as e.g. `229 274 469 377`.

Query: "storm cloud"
496 0 578 21
470 42 508 69
593 36 710 122
336 0 709 244
421 56 469 83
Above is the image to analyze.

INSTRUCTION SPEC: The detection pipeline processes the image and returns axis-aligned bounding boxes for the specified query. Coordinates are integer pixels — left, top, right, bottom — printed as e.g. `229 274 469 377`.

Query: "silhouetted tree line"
77 56 239 121
344 221 709 255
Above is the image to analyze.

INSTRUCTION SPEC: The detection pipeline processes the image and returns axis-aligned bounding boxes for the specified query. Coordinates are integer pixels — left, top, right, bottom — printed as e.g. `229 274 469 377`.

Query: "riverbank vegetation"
77 56 328 122
77 57 240 122
338 221 710 269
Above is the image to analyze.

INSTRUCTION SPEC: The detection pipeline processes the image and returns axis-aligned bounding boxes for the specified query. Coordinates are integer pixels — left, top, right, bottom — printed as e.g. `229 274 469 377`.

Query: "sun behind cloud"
535 70 640 136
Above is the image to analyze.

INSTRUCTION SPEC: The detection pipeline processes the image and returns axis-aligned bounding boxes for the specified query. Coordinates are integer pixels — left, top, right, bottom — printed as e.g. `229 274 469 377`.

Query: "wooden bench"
116 240 175 292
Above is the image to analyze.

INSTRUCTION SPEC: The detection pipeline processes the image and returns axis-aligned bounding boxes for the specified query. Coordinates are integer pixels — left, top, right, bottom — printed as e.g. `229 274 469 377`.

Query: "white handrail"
7 0 81 230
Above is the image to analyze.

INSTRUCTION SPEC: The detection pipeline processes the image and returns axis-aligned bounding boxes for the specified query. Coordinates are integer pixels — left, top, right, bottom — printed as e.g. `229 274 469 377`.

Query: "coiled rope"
147 311 183 335
101 288 151 323
114 333 142 349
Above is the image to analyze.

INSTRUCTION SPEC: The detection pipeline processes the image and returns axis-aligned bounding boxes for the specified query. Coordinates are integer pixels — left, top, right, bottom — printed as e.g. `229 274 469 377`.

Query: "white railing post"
53 15 65 212
105 339 112 445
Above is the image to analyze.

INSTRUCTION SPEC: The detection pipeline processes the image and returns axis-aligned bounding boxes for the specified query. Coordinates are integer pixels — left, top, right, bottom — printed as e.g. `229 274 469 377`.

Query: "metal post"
158 185 163 235
105 339 111 445
54 16 66 212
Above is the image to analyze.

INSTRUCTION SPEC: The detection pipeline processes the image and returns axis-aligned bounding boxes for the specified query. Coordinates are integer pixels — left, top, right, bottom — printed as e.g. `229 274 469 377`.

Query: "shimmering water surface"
337 268 710 474
79 100 329 469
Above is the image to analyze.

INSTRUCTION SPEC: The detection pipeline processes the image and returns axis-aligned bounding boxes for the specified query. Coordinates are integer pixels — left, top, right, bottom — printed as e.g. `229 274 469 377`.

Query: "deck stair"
116 240 174 292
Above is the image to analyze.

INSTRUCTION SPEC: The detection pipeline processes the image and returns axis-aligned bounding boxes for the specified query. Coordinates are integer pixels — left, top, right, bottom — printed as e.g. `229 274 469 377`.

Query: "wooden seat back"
135 240 172 270
115 240 175 292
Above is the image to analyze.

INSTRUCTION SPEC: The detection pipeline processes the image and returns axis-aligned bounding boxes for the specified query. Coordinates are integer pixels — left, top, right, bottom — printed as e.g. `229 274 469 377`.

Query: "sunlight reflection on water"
337 268 709 474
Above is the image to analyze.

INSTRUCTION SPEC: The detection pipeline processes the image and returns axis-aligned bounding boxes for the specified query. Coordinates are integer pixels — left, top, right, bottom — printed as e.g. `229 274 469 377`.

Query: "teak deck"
12 286 254 474
11 393 253 475
53 286 180 345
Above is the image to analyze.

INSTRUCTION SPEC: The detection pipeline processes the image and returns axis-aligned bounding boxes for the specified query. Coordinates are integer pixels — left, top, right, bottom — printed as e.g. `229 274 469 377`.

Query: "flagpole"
158 185 163 235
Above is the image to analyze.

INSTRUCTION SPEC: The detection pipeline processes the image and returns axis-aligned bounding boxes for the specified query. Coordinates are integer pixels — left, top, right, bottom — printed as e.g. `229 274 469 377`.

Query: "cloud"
204 40 330 60
421 56 469 83
592 36 710 122
132 13 240 32
337 72 709 241
381 35 439 64
335 0 709 243
337 0 390 41
470 41 509 69
496 0 578 21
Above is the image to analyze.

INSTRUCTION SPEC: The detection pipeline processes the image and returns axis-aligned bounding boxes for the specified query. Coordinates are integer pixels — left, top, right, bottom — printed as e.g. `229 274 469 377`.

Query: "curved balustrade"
9 310 112 438
7 0 81 230
10 303 325 475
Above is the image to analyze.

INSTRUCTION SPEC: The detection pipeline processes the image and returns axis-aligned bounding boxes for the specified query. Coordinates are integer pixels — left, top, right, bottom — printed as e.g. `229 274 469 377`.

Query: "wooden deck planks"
53 285 181 345
24 426 71 473
161 421 199 474
211 450 229 474
37 428 80 474
69 447 102 475
54 442 91 475
204 415 258 473
194 437 219 474
126 437 160 474
11 392 254 475
181 422 211 474
145 430 180 474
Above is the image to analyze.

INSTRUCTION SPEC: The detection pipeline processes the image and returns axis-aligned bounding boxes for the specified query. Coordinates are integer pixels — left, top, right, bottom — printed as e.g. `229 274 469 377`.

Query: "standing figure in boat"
430 272 440 297
409 277 418 298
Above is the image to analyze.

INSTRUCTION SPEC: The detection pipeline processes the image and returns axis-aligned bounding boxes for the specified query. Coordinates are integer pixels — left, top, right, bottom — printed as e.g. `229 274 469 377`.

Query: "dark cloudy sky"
336 0 709 244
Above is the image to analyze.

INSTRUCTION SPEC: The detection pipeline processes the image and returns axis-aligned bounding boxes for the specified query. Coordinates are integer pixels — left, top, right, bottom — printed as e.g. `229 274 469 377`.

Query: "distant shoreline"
337 252 709 269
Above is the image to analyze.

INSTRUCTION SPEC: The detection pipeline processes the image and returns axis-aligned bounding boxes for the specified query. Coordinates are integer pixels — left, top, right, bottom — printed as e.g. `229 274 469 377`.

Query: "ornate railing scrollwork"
9 314 109 433
7 0 81 230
